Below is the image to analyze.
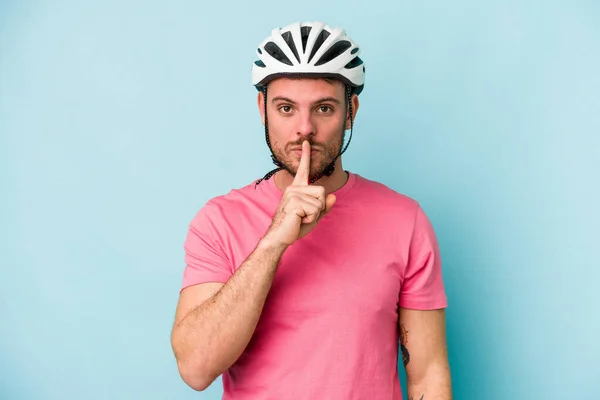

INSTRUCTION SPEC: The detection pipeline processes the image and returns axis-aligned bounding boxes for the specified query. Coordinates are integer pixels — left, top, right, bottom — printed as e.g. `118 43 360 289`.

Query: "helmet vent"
282 31 300 63
344 56 363 69
315 40 352 66
307 29 331 63
264 42 293 66
300 26 312 53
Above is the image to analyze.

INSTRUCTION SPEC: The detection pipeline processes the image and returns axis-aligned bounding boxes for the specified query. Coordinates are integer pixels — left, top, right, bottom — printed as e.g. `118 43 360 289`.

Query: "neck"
274 158 348 194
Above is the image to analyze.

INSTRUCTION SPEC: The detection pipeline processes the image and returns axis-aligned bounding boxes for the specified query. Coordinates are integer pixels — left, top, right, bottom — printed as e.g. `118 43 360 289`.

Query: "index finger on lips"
292 140 311 186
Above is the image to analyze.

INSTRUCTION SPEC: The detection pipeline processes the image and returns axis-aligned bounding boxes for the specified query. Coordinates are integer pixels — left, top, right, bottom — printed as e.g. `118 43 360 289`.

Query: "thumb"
323 194 336 214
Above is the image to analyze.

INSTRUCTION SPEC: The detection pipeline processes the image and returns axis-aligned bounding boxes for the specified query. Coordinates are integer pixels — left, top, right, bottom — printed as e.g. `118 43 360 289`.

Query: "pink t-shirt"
181 172 447 399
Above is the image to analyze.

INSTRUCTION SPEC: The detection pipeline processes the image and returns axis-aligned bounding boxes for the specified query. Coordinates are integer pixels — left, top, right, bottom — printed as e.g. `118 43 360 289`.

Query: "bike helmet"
252 21 366 186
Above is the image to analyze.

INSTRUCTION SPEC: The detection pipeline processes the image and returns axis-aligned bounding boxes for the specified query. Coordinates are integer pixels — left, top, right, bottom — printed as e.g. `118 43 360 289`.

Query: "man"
171 21 452 399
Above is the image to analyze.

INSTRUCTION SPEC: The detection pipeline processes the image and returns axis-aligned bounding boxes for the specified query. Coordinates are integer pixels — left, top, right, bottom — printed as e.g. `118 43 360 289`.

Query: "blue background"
1 0 599 399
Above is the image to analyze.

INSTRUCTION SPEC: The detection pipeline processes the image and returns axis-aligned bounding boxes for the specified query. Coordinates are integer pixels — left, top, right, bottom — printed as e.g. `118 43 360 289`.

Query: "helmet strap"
256 86 284 187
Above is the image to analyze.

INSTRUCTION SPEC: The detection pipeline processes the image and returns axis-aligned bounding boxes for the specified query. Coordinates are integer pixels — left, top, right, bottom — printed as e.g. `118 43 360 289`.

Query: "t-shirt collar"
266 170 357 201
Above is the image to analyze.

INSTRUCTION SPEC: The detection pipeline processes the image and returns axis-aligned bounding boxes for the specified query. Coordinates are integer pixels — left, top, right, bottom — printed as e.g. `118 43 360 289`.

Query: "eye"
317 105 333 114
279 105 293 113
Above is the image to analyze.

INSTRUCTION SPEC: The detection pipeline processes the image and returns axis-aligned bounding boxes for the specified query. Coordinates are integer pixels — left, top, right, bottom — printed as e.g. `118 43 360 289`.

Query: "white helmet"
252 21 365 94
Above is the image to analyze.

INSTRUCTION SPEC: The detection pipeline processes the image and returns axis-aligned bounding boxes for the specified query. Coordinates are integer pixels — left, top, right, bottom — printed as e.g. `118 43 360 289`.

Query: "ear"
257 91 265 126
345 94 360 130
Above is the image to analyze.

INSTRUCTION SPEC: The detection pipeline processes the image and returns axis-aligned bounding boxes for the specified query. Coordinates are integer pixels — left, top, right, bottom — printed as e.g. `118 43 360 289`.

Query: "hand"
264 140 336 247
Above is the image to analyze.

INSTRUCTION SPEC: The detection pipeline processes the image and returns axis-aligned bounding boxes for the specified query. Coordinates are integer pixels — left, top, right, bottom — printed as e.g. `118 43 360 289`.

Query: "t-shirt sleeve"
399 204 448 310
181 202 233 292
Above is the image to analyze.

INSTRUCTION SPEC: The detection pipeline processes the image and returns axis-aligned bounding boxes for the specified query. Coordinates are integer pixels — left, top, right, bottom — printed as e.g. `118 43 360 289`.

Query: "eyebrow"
271 96 342 105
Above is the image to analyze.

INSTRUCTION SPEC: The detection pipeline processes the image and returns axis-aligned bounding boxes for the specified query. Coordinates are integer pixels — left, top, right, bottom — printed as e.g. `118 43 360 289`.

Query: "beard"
271 130 345 182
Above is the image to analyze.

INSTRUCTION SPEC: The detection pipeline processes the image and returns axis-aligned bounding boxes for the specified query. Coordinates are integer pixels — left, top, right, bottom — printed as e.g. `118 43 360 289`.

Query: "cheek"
267 119 293 148
318 116 345 136
268 114 294 135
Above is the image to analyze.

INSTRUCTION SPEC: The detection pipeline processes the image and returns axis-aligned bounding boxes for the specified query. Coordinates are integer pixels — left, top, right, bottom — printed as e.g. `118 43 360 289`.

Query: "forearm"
172 237 287 388
407 360 452 400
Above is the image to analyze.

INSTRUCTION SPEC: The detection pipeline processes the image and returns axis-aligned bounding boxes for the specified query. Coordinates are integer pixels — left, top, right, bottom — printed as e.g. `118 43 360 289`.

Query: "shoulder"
351 173 421 215
348 173 437 252
204 181 254 208
189 179 267 225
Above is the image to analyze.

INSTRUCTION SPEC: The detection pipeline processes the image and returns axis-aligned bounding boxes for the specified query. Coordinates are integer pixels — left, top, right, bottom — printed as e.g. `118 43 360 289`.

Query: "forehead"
267 77 345 102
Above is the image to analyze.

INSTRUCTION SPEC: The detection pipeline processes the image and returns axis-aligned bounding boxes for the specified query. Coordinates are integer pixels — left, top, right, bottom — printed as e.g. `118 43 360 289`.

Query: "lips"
291 148 320 157
290 146 320 155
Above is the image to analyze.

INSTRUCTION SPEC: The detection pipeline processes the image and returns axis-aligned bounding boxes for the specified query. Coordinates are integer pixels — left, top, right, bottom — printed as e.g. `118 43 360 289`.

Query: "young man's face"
258 78 356 181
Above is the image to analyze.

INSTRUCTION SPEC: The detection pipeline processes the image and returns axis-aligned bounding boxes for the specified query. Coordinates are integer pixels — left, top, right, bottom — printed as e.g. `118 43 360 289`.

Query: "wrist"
258 232 290 254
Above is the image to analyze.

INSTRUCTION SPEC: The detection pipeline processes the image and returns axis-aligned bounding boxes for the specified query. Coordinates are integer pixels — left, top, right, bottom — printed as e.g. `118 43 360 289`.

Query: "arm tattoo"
401 324 424 400
400 323 410 366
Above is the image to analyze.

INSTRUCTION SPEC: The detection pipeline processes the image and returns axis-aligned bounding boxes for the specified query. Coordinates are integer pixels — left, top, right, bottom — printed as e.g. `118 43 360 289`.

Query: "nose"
296 109 316 138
